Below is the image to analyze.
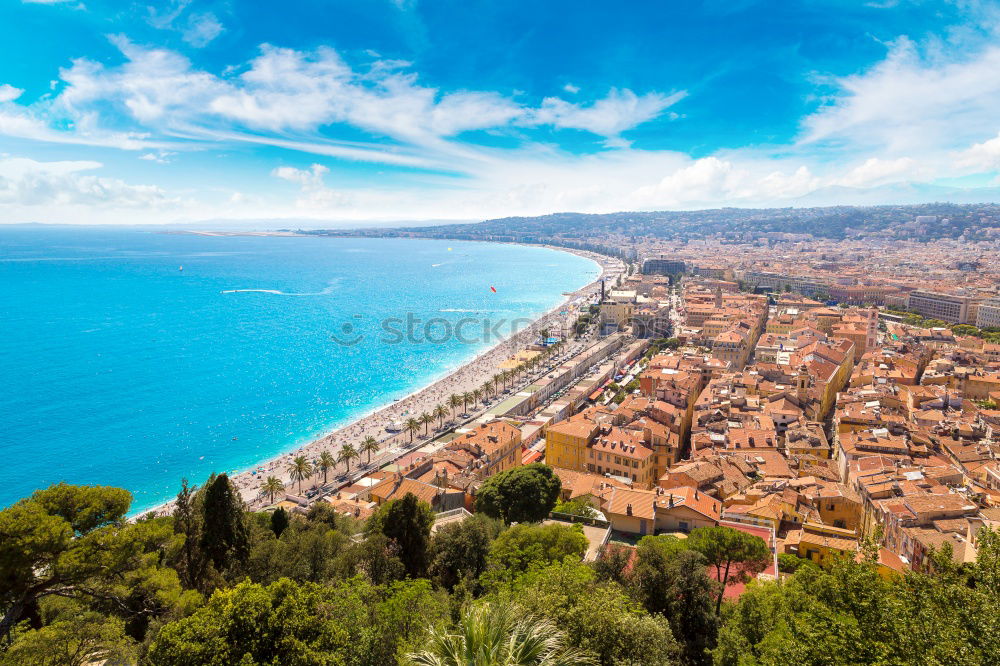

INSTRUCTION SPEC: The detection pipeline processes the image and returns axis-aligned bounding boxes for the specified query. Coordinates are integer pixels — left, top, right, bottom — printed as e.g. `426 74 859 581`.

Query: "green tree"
711 554 1000 666
434 404 449 429
318 450 336 485
428 514 504 591
688 526 771 614
286 455 312 494
484 523 587 587
269 507 290 538
149 578 447 666
593 544 633 587
339 443 359 475
199 473 250 574
974 525 1000 597
368 493 435 579
406 417 421 443
404 601 596 666
476 463 562 524
499 561 680 666
553 497 599 518
345 533 407 586
778 552 807 574
0 483 131 637
627 536 718 665
361 435 381 465
246 518 350 585
629 535 690 615
170 478 211 593
261 475 284 504
421 411 433 435
1 612 136 666
662 550 719 666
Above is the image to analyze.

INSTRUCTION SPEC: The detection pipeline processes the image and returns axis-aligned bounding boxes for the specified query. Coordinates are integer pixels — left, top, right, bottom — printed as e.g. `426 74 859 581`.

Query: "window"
679 521 689 531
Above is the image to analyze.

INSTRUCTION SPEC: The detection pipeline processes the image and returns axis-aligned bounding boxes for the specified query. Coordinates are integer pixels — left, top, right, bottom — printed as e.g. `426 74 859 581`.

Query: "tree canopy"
475 463 561 524
4 479 999 666
368 493 435 579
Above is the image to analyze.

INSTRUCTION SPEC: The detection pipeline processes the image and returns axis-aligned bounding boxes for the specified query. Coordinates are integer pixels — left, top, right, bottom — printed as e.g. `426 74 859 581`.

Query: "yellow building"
544 419 599 471
783 522 859 566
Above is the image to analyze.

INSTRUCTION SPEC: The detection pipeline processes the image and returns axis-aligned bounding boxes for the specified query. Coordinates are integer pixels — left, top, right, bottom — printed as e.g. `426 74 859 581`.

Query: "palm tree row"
269 338 567 504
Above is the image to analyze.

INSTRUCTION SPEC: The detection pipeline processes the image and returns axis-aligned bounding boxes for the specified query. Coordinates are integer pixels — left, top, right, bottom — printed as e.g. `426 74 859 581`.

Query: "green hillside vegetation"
2 475 999 665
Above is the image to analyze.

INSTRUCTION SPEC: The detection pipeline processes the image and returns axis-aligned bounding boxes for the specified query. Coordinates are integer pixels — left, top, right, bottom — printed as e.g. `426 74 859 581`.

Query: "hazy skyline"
4 0 1000 225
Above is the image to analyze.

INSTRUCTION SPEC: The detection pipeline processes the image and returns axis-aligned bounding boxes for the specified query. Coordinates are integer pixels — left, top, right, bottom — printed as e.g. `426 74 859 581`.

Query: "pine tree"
270 507 290 538
368 492 434 578
199 474 250 573
172 479 210 592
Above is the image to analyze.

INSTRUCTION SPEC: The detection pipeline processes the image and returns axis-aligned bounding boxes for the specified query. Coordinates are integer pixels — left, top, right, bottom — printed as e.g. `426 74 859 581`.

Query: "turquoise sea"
0 227 599 512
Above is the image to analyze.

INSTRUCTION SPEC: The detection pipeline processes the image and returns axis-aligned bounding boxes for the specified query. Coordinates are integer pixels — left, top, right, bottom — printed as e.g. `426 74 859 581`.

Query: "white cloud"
0 156 173 208
954 132 1000 171
183 12 224 47
7 14 1000 225
12 40 682 161
801 37 1000 156
271 163 347 208
628 156 820 208
146 1 223 48
0 84 24 103
532 88 687 139
139 151 175 163
835 157 920 188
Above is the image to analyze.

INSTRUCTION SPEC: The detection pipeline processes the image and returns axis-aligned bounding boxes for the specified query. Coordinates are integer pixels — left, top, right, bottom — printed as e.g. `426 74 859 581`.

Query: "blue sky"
3 0 1000 224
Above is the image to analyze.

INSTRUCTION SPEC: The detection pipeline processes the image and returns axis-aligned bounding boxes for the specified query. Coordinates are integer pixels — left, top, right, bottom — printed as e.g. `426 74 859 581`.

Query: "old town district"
281 267 1000 594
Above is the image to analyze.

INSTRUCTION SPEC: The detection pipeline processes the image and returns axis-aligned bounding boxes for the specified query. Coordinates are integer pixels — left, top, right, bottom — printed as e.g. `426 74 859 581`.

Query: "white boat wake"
221 283 338 296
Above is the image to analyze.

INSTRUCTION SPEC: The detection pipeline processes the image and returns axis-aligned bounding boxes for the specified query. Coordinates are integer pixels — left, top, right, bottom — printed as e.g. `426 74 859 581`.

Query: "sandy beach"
149 244 620 515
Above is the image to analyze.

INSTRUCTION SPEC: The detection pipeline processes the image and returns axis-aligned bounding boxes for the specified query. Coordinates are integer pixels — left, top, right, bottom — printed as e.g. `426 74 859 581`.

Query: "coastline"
146 242 618 516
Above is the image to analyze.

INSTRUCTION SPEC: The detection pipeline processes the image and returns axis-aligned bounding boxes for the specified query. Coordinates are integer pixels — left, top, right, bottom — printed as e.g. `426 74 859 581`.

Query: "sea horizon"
0 227 599 512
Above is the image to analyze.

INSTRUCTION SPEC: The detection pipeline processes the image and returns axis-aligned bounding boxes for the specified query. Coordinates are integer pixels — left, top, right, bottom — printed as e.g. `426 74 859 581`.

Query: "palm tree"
449 394 462 416
492 373 502 394
262 476 284 504
420 411 433 435
360 435 379 465
462 391 473 414
338 443 358 475
318 450 336 485
405 417 421 443
472 388 483 407
286 455 312 495
404 602 595 666
434 404 448 429
481 382 492 400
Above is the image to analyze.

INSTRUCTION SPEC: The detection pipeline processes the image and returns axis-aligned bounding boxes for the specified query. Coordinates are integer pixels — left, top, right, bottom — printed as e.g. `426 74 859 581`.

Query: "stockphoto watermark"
330 313 562 347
